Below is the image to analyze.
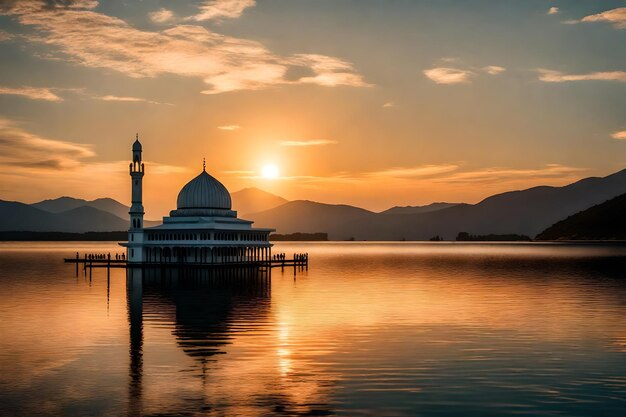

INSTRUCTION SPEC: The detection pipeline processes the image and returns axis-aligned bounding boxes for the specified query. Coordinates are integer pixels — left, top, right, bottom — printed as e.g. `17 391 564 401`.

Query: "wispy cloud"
223 169 255 175
95 95 170 105
573 7 626 29
0 30 14 42
611 131 626 140
288 54 373 89
547 7 559 15
0 117 94 170
424 67 473 84
224 162 586 191
280 140 337 147
433 164 586 185
2 1 367 95
149 8 174 24
217 125 241 131
366 164 460 179
187 0 256 22
383 101 395 108
537 69 626 83
0 86 62 101
482 65 506 75
425 60 506 85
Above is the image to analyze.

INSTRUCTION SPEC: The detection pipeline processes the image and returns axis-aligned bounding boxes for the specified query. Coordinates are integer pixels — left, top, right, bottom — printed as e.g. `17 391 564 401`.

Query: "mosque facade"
121 136 274 265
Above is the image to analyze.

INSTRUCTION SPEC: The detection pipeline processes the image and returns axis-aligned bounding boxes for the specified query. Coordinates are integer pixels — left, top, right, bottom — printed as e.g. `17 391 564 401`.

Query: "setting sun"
261 164 279 179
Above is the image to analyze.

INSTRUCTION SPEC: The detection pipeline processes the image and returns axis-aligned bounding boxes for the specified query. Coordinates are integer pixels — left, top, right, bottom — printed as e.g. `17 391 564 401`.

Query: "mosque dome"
176 169 232 211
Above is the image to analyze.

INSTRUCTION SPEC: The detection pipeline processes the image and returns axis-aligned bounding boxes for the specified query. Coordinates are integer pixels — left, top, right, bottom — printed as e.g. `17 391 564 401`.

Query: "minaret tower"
128 134 145 263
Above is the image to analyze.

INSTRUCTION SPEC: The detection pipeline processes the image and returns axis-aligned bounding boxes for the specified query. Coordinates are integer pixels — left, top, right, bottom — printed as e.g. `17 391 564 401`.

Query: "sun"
261 164 279 179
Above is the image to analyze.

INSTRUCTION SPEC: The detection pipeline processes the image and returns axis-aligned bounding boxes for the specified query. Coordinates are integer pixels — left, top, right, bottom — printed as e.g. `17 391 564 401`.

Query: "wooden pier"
64 252 309 275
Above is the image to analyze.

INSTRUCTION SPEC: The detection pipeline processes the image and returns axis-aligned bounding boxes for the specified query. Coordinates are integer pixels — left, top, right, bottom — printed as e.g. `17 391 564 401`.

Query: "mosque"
121 136 274 266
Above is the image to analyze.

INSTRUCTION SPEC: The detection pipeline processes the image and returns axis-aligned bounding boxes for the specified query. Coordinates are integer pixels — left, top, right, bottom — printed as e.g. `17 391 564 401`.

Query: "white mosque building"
121 136 274 266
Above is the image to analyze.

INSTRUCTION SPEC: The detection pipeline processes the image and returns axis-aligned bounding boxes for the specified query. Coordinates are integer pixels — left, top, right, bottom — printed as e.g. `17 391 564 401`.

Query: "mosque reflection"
125 267 331 417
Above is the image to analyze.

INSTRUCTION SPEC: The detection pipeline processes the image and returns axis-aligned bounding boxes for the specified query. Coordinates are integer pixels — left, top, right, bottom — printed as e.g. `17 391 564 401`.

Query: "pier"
64 252 309 275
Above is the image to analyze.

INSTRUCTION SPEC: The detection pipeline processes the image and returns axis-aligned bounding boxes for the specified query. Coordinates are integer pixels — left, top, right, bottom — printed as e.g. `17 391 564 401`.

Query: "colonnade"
143 246 271 265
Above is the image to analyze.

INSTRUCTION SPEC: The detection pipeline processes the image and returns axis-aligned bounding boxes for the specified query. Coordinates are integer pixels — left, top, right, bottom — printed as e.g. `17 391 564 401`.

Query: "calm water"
1 242 626 416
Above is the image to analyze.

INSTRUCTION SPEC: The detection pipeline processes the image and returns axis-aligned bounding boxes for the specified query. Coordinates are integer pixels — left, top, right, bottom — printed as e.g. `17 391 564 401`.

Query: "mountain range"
0 201 130 233
31 196 130 219
0 188 282 233
246 169 626 240
2 168 626 239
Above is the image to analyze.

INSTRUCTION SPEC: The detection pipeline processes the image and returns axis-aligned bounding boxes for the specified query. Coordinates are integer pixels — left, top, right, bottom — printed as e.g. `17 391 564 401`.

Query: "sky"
0 0 625 218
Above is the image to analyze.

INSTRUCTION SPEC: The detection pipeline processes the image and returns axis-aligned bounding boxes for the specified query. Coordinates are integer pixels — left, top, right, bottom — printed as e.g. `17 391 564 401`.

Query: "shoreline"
1 232 626 244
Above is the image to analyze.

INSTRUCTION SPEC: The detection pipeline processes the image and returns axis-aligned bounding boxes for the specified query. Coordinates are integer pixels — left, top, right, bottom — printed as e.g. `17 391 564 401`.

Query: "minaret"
128 134 145 263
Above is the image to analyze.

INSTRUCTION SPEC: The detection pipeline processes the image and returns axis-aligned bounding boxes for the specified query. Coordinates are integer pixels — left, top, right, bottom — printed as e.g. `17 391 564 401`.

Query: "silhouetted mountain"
31 196 85 213
536 193 626 240
381 202 460 215
0 201 60 231
86 198 130 219
244 169 626 240
231 187 288 216
336 169 626 240
32 196 130 219
247 200 372 238
56 206 129 232
1 200 129 232
6 169 626 239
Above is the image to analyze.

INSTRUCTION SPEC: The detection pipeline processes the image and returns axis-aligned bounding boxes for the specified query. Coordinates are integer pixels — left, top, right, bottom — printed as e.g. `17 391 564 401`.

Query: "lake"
1 241 626 416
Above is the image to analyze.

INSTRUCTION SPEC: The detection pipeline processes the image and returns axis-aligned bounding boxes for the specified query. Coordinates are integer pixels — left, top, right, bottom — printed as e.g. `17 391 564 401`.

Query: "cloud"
537 69 626 83
433 164 586 185
2 1 367 94
366 164 460 179
217 125 241 131
611 131 626 140
0 30 14 42
224 162 586 192
425 60 507 85
482 65 506 75
579 7 626 29
0 86 62 101
288 54 372 88
279 140 337 147
95 95 170 105
548 7 559 15
188 0 256 22
0 117 94 170
383 101 395 108
424 67 473 84
149 8 174 24
222 169 255 175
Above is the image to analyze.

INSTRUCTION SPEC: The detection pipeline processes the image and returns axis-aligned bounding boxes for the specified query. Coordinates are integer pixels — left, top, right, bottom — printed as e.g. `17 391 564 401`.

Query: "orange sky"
0 0 625 217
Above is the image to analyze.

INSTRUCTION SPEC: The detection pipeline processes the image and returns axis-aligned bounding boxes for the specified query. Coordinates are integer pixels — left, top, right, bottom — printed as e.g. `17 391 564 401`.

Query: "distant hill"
0 200 60 231
0 200 129 232
381 202 460 215
231 187 288 216
247 200 373 239
536 193 626 240
6 168 626 239
335 169 626 240
32 196 130 219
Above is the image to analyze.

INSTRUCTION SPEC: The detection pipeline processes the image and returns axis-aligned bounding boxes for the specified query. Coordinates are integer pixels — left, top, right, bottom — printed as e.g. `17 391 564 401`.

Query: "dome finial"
203 157 206 172
136 132 138 140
